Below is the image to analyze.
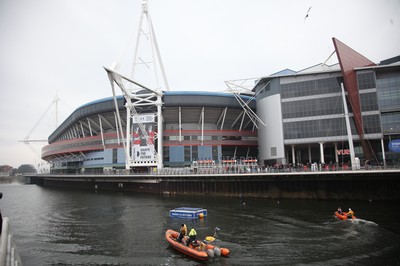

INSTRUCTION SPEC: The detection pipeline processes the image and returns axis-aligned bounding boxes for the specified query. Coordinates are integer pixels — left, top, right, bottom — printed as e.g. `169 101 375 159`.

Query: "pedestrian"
365 160 370 170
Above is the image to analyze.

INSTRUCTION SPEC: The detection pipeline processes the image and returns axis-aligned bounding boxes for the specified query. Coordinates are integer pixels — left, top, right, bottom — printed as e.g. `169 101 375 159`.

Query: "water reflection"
0 176 25 184
0 184 399 265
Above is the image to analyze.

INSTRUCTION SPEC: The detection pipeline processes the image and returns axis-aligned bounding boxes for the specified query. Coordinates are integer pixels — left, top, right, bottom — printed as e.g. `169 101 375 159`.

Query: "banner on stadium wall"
132 114 155 124
131 113 156 162
388 139 400 153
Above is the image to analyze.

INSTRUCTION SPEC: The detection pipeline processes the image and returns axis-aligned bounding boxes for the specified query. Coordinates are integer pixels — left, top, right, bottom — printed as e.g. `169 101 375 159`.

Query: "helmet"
349 208 351 211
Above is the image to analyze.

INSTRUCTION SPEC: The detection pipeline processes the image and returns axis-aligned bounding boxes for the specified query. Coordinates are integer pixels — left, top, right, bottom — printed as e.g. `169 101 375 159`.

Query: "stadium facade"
42 91 258 174
41 38 400 173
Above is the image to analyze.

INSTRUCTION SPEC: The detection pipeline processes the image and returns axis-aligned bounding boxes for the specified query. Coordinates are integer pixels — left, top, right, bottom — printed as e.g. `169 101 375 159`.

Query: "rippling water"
1 182 399 265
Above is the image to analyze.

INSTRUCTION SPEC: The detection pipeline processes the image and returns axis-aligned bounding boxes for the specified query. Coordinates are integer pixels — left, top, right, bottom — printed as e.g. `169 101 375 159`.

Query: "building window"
212 146 219 161
376 73 400 112
163 146 170 162
283 117 357 140
271 147 277 156
184 146 191 161
112 148 117 164
362 115 382 134
381 112 400 134
360 92 379 112
192 146 198 161
357 71 376 90
281 77 342 99
282 96 344 119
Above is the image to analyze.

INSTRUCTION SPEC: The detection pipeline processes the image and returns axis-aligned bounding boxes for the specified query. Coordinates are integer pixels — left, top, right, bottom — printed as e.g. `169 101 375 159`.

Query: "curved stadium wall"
42 91 258 173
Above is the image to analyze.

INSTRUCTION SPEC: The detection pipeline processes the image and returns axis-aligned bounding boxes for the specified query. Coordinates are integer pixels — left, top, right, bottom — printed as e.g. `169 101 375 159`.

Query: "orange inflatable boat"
335 211 356 220
165 229 230 261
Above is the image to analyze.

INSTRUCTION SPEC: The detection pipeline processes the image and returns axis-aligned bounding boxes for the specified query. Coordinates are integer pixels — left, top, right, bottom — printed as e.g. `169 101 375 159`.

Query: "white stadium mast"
19 95 60 152
105 0 168 171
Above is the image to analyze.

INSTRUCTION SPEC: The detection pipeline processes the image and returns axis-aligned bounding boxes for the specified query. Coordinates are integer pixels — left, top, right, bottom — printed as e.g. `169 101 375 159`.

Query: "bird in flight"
304 6 312 22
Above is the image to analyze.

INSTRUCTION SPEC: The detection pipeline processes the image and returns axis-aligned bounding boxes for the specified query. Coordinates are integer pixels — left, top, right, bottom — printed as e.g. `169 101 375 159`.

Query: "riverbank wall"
26 170 400 200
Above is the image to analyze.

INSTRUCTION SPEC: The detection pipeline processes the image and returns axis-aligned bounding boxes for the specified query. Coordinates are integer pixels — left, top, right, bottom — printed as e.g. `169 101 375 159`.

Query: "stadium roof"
48 91 256 143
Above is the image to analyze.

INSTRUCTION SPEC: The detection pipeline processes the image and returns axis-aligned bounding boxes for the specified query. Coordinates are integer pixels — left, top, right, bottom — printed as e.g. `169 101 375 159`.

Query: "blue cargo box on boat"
169 207 207 219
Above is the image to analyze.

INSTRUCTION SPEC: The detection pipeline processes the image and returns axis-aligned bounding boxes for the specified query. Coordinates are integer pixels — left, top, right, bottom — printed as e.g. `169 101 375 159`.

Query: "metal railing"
36 162 400 177
154 164 398 175
0 218 22 266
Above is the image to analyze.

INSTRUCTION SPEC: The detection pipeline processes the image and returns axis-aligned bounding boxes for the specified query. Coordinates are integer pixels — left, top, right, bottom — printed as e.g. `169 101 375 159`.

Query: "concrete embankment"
26 170 400 200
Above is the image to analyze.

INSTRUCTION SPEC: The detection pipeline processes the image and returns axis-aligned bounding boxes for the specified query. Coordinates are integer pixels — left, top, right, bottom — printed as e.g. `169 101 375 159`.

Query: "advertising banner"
388 139 400 153
131 113 156 162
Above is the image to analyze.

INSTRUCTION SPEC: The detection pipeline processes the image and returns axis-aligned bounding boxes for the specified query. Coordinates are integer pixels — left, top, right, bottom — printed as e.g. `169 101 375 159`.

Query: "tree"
0 165 13 174
17 164 37 174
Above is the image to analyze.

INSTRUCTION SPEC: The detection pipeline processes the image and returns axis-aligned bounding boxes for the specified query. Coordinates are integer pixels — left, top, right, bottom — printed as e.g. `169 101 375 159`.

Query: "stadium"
42 90 259 174
41 34 400 174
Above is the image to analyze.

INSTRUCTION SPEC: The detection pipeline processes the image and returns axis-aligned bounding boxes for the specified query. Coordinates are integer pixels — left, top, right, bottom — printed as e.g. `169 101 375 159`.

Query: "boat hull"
335 211 356 220
165 229 230 260
166 229 209 261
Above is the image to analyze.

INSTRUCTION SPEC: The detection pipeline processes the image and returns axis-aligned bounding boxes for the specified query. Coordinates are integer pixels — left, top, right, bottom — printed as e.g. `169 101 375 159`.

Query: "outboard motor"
214 247 221 256
207 249 214 258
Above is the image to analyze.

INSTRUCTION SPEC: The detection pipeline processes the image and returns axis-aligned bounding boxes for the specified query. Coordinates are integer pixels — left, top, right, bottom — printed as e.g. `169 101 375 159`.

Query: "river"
1 182 399 265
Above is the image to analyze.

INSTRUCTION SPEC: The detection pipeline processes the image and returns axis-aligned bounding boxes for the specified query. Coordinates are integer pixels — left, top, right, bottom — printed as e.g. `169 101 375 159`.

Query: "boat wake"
350 218 378 226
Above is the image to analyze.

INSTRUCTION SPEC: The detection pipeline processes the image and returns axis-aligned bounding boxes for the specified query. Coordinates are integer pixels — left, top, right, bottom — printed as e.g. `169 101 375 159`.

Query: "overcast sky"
0 0 399 168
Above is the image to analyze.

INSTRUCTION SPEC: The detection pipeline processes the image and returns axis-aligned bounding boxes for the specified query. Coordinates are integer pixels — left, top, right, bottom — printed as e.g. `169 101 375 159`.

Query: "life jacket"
189 228 197 237
180 224 187 234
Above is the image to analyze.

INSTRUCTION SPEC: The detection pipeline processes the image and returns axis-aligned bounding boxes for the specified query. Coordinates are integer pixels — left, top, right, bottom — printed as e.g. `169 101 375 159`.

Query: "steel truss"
104 0 169 170
224 78 267 129
105 67 163 170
